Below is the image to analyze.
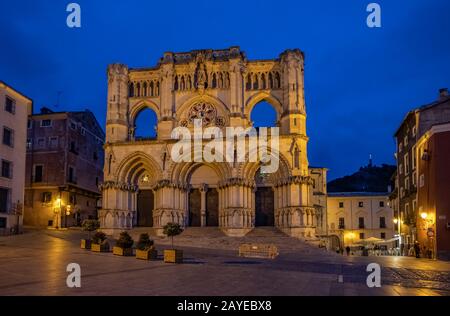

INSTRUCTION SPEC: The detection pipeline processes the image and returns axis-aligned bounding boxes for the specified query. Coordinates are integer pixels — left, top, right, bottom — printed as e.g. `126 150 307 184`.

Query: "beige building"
100 47 327 239
0 81 33 235
327 193 394 249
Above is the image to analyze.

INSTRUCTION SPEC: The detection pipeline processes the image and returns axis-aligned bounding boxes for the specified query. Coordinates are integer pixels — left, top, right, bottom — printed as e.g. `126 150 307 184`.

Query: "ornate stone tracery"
188 102 217 126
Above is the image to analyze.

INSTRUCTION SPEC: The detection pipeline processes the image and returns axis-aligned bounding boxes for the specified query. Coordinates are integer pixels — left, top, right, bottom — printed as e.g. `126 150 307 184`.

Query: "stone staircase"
244 226 287 238
147 226 328 255
180 227 226 238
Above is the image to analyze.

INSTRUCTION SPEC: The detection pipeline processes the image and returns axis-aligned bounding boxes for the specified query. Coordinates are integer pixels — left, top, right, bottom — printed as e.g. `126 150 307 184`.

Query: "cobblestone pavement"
0 229 449 296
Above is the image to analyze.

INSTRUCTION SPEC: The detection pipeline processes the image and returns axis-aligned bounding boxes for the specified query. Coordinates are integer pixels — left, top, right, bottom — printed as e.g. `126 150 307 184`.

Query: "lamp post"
65 205 72 228
420 212 436 260
54 197 62 229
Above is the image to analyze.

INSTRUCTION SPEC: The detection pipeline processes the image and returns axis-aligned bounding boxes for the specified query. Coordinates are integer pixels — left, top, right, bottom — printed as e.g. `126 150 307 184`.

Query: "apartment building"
0 81 33 235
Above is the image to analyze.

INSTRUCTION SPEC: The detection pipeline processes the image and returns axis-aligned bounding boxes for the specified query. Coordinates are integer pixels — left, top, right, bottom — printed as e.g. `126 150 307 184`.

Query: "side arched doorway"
189 189 201 227
206 188 219 226
137 189 154 227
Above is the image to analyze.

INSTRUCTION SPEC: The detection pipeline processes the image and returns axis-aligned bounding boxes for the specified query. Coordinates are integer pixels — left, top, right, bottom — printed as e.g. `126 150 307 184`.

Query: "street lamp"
420 211 436 259
65 205 72 228
54 198 62 229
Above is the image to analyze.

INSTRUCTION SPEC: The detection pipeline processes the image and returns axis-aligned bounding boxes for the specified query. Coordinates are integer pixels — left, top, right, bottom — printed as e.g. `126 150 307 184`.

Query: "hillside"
327 164 396 193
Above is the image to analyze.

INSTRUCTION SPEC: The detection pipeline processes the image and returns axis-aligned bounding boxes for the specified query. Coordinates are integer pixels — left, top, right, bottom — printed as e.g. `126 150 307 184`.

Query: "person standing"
414 241 421 258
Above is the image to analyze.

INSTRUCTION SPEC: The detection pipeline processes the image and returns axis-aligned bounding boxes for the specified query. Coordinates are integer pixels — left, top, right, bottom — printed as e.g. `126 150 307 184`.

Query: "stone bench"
238 243 279 259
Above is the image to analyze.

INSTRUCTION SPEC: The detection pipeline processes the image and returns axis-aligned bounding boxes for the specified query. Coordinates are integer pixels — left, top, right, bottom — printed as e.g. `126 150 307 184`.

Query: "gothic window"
187 76 192 90
136 82 141 96
294 148 300 169
180 76 185 90
156 82 160 96
143 82 148 96
174 76 179 91
261 73 266 89
269 73 274 89
275 72 281 89
246 74 252 90
212 73 217 88
226 73 230 88
253 74 259 90
149 81 154 96
218 73 223 88
129 82 134 97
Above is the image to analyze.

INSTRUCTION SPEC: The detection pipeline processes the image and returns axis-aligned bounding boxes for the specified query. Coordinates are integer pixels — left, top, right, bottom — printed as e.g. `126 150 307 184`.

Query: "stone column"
200 183 208 227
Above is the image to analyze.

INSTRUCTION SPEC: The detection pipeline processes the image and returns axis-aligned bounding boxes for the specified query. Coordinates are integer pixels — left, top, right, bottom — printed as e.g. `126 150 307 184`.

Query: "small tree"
136 233 154 251
92 231 107 245
116 231 134 249
163 223 183 249
82 219 100 240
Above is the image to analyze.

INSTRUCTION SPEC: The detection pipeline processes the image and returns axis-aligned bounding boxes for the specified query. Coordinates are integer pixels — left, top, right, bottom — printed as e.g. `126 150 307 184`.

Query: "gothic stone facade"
100 47 327 238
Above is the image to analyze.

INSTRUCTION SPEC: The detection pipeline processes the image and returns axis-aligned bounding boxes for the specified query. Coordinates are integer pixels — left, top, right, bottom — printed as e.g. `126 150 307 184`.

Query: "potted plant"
91 231 110 252
80 219 99 249
135 233 157 260
113 231 134 256
163 223 184 263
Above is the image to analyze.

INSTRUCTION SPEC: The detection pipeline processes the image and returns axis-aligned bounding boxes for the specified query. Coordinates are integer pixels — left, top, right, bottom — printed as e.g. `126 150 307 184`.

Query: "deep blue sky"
1 0 449 180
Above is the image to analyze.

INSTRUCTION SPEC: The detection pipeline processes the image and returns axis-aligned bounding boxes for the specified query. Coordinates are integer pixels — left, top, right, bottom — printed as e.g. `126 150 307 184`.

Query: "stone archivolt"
101 47 326 239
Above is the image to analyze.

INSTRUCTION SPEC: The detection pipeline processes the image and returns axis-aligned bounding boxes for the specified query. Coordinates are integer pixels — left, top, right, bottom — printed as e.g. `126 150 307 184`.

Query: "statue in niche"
196 63 207 88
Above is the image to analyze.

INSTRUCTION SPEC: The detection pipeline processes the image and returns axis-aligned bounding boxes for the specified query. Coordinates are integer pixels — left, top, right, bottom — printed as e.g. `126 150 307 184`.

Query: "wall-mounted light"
420 212 428 220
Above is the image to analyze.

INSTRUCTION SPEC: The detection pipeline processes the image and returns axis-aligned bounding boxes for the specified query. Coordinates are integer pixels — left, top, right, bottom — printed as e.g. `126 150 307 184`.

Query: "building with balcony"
415 122 450 260
327 192 394 249
394 88 450 253
0 81 33 235
23 107 105 228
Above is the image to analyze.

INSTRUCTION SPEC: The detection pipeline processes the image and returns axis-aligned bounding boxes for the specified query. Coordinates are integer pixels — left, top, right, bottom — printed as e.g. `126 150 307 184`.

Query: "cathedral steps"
244 226 288 238
180 227 226 238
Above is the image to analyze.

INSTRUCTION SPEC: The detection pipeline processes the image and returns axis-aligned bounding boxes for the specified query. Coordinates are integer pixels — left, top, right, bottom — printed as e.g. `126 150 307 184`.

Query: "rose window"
188 102 217 126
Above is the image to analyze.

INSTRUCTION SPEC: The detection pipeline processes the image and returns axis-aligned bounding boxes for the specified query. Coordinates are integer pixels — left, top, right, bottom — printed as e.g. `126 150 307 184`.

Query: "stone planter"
164 249 183 263
81 239 91 249
113 246 133 256
136 248 158 260
91 242 110 252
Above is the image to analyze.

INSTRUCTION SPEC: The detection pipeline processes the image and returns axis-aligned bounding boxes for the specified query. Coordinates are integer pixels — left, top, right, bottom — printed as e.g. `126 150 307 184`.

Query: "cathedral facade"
100 47 327 239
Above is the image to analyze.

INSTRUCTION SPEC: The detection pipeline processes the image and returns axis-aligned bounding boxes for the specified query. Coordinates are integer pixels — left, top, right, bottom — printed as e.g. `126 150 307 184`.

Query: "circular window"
188 102 217 126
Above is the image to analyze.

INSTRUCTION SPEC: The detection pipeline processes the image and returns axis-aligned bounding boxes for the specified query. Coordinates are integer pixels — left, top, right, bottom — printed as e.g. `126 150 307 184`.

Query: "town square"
0 0 450 301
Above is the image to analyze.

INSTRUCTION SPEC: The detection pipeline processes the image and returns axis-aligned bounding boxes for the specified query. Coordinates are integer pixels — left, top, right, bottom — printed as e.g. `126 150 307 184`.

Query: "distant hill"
327 164 396 193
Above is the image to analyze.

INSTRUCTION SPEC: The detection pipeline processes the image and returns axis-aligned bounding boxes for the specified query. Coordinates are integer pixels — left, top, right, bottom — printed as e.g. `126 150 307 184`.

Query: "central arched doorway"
137 189 154 227
188 164 220 227
255 187 274 226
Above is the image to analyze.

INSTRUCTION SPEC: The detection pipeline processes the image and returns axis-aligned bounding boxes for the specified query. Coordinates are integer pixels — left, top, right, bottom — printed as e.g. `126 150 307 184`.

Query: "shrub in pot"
113 231 134 256
163 223 184 263
135 233 157 260
91 231 110 252
80 219 99 249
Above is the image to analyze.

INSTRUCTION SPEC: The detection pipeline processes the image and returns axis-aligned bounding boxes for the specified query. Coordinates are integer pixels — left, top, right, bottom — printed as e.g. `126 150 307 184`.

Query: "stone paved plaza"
1 229 450 296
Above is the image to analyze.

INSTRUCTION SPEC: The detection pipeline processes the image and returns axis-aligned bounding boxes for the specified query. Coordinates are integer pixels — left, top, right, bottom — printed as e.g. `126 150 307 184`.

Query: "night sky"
1 0 449 180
